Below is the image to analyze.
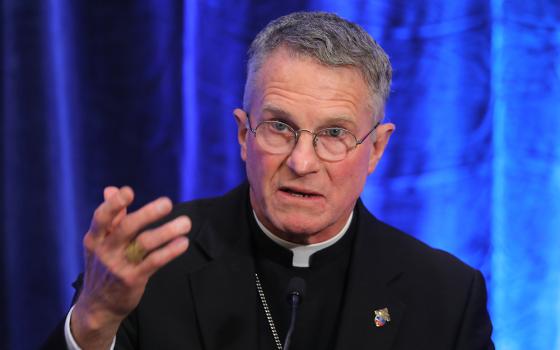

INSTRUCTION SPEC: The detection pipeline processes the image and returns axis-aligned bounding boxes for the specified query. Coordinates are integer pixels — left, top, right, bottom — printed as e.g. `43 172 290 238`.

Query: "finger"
90 186 134 237
134 216 191 254
103 186 119 200
137 236 190 277
108 196 173 243
104 186 127 231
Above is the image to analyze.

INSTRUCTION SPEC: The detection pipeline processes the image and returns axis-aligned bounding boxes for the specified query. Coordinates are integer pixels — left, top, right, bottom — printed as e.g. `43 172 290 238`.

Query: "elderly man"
46 11 493 350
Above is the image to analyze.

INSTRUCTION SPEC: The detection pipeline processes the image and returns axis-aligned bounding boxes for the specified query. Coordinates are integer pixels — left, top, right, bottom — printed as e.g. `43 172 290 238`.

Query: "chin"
282 222 320 235
272 214 333 239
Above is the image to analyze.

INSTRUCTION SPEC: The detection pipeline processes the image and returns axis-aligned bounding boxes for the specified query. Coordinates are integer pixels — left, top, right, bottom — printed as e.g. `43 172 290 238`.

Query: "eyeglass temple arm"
356 121 380 144
245 113 257 133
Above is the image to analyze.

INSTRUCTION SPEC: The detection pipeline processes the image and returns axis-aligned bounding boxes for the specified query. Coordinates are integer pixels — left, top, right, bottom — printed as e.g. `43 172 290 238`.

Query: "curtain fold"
1 1 558 349
490 1 560 347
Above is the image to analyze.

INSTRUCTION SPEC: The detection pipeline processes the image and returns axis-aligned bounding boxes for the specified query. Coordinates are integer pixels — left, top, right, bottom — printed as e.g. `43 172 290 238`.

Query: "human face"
234 47 394 244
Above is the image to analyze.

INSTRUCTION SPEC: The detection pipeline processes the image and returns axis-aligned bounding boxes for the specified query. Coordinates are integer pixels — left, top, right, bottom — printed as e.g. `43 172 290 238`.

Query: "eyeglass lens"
254 121 355 161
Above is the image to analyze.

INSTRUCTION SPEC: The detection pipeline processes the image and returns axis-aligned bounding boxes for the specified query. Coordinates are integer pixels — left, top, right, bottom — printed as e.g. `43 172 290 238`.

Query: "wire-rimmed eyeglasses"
246 114 379 162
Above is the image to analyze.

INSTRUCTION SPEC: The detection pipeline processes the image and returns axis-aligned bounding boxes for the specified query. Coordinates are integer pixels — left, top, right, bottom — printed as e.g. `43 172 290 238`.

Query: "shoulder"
395 226 474 275
159 183 249 240
355 204 493 347
355 202 485 303
359 204 478 280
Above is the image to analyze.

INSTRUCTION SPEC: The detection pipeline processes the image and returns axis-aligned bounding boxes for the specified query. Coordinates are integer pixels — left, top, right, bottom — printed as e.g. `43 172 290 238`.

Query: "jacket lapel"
187 184 259 350
189 254 258 350
335 202 406 350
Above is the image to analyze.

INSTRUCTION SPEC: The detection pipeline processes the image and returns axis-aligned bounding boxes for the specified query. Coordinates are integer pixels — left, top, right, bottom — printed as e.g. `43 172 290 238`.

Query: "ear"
233 108 249 161
368 122 395 174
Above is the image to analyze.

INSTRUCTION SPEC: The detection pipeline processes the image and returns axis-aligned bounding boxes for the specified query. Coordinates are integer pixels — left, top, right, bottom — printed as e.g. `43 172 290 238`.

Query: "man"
45 11 494 349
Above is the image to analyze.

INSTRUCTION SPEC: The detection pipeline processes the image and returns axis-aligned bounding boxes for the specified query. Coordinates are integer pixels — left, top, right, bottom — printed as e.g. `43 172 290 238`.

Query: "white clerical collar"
252 210 354 268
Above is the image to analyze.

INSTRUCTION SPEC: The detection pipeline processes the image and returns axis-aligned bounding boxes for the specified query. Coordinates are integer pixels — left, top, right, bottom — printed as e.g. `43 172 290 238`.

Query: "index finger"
89 186 135 237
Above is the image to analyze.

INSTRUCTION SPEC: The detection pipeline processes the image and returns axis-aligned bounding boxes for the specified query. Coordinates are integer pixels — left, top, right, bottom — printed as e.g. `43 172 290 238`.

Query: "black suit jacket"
44 183 494 349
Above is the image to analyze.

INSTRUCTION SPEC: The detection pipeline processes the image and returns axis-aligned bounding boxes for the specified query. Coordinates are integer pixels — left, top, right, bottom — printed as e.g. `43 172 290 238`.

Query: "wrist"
71 299 122 349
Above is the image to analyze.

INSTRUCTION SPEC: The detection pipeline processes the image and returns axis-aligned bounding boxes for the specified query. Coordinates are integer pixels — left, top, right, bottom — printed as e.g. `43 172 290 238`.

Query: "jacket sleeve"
40 274 84 350
455 270 495 350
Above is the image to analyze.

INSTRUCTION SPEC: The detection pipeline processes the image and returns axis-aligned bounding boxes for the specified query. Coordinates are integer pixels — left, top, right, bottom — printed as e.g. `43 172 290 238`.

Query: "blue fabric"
1 1 558 349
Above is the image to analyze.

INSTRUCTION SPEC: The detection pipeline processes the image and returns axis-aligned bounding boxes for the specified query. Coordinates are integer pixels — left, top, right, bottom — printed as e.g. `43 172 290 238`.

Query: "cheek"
333 166 364 188
245 146 262 187
328 153 371 194
245 144 282 191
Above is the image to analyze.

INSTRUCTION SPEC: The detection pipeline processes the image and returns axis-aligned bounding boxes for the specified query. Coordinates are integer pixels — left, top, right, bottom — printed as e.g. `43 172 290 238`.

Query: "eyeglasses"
246 114 379 162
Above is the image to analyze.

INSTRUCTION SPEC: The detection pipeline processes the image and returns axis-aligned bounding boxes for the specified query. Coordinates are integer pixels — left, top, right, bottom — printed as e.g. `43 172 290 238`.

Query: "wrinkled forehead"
245 47 382 119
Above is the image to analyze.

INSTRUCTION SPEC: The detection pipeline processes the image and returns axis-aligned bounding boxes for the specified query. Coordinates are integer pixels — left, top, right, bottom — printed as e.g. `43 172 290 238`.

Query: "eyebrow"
261 105 358 130
261 106 293 120
325 116 357 129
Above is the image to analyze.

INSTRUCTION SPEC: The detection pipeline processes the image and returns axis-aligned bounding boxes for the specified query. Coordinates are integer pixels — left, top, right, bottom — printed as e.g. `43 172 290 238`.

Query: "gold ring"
125 239 146 264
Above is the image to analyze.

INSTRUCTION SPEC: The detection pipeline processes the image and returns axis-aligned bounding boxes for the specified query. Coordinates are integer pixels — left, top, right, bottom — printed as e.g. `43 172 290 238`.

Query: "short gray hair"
243 11 392 117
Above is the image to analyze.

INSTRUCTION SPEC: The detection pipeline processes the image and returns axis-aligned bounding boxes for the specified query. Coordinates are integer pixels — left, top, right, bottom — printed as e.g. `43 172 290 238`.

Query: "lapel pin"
373 307 391 327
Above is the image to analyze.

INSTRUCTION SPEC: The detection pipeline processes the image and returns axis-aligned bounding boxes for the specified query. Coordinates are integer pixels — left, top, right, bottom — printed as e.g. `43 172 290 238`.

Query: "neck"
253 210 354 267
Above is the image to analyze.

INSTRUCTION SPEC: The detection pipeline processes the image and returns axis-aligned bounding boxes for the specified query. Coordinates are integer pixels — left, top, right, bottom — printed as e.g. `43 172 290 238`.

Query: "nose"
285 131 321 176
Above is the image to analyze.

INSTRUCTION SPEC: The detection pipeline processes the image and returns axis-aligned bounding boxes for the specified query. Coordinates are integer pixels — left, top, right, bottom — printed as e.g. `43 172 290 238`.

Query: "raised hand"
71 186 190 349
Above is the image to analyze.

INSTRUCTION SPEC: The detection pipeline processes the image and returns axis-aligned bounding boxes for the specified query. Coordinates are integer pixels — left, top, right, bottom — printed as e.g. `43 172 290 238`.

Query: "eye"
270 121 290 132
323 128 347 138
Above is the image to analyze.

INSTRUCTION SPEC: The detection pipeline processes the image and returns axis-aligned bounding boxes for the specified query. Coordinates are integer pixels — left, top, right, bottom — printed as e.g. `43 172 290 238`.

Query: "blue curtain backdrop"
1 1 558 349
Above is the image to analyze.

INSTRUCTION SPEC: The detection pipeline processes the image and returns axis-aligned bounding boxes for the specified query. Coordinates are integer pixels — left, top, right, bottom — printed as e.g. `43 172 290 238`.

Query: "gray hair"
243 11 392 117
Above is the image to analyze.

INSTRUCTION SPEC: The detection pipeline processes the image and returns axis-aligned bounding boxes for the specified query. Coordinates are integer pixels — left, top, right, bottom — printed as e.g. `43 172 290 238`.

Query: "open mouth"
280 187 320 198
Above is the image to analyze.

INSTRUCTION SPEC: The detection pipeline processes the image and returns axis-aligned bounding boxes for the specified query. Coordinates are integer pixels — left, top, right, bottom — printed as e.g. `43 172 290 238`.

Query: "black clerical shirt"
250 210 358 350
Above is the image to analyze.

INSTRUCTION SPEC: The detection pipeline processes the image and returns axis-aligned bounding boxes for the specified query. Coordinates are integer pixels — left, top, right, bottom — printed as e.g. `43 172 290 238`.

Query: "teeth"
281 188 315 198
290 191 310 197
